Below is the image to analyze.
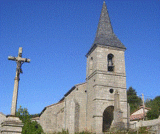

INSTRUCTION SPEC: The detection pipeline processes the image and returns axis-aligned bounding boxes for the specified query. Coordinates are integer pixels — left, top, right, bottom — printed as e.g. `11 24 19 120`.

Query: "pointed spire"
95 1 113 38
94 1 125 49
87 2 126 56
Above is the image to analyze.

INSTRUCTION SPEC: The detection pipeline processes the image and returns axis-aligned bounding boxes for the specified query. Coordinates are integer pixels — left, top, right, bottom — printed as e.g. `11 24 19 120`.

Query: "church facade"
39 2 128 133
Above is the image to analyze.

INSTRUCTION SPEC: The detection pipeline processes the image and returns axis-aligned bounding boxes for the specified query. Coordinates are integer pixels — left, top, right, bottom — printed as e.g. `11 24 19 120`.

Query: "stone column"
11 74 19 116
112 90 125 131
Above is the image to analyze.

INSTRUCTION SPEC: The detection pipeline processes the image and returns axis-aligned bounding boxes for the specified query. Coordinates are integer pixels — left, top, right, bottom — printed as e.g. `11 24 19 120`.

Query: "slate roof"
87 1 126 56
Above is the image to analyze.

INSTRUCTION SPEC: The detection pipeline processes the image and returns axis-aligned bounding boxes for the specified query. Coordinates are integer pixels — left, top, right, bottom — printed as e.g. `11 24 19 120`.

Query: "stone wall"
65 83 87 133
39 101 65 133
39 83 87 134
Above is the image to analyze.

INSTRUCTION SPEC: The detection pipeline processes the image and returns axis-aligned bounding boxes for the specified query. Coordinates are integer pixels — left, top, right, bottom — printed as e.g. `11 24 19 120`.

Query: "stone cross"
8 47 30 116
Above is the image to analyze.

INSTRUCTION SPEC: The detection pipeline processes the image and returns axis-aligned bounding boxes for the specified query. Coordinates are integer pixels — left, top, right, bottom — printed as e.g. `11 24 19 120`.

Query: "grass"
44 127 151 134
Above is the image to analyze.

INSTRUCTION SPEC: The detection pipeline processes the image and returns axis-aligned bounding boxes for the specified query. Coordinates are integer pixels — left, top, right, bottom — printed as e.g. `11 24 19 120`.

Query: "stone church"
39 2 128 133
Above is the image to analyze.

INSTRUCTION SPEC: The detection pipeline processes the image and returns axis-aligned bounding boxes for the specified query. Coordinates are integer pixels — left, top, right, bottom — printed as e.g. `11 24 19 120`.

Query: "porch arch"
102 106 114 132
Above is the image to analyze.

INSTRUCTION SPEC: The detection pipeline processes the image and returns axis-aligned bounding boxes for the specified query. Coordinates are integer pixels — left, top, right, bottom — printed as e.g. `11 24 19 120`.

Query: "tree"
127 87 142 114
16 106 43 134
146 96 160 120
16 106 30 123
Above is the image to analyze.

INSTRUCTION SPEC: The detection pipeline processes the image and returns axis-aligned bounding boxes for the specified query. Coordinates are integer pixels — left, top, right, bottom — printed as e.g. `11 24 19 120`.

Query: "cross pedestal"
1 116 23 134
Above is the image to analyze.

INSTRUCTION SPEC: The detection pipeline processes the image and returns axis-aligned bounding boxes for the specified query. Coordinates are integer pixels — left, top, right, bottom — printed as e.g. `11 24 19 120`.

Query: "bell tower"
86 1 127 133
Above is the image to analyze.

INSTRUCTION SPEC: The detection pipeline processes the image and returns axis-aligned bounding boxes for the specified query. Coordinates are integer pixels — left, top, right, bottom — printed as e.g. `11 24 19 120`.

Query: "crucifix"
8 47 30 116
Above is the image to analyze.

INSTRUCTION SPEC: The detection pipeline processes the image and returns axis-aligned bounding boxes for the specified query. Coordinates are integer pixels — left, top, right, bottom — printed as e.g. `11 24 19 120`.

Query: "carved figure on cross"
8 47 30 116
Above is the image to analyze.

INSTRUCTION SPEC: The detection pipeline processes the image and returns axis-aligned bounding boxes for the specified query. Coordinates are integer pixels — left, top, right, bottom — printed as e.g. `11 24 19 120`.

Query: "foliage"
146 96 160 120
126 127 150 134
16 106 44 134
16 105 30 123
127 87 142 114
138 127 149 134
22 120 43 134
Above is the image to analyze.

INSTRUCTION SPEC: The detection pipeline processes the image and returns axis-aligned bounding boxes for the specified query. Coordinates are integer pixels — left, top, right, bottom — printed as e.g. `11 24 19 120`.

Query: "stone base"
1 116 23 134
111 122 125 132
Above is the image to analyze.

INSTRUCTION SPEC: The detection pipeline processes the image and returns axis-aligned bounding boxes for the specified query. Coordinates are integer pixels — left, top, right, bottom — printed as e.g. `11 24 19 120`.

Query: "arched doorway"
103 106 114 132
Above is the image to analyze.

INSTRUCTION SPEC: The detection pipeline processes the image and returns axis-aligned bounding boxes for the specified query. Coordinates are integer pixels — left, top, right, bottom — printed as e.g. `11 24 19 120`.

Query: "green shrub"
16 106 44 134
22 120 43 134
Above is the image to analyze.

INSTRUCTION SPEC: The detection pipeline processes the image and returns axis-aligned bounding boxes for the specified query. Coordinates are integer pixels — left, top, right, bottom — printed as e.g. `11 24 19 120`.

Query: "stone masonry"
39 2 128 133
0 113 6 133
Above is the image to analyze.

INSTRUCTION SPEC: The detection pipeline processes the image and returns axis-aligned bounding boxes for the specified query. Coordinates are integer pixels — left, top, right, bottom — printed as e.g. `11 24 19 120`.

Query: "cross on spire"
8 47 30 116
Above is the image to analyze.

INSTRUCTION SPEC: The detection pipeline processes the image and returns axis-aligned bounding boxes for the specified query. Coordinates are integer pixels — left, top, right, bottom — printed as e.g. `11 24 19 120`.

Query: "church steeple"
86 2 127 132
86 1 126 56
95 1 113 39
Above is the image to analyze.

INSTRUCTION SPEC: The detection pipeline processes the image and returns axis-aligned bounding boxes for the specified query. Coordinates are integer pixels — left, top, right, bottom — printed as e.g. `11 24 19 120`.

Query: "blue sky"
0 0 160 115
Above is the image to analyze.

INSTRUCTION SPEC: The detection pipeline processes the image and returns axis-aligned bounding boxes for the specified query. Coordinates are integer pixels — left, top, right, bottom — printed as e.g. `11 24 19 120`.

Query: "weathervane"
8 47 30 116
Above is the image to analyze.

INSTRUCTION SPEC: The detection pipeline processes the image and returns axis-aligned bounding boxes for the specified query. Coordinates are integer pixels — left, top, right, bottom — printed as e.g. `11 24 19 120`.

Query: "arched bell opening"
107 53 114 72
102 106 114 132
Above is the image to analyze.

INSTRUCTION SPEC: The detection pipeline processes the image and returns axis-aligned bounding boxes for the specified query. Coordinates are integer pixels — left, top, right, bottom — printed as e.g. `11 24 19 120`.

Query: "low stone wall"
130 118 160 133
142 119 160 127
130 118 160 129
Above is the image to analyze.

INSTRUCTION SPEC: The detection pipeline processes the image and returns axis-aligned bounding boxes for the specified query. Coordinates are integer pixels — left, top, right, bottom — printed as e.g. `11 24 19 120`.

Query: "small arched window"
107 54 114 71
